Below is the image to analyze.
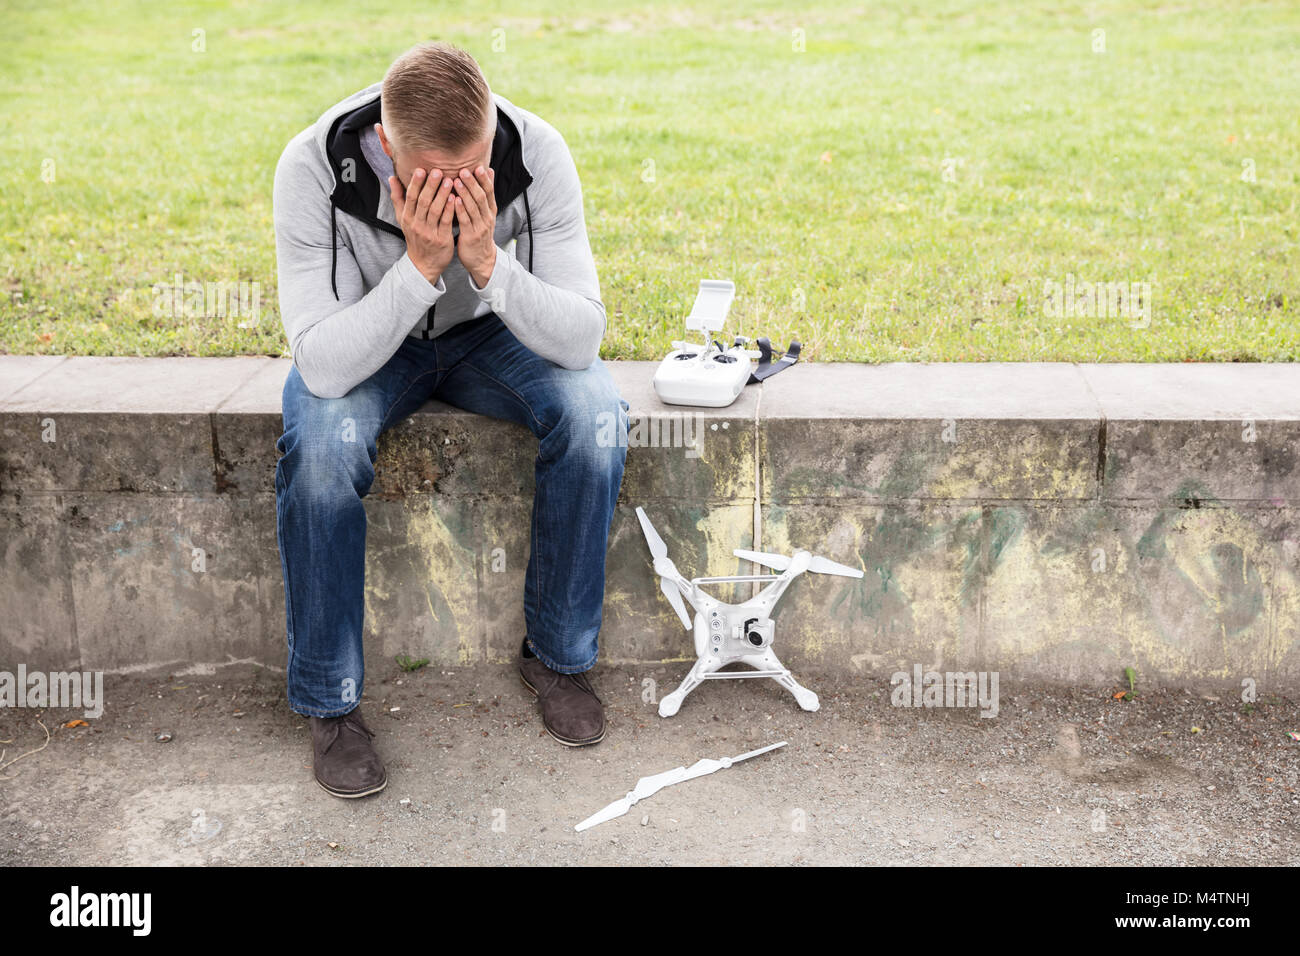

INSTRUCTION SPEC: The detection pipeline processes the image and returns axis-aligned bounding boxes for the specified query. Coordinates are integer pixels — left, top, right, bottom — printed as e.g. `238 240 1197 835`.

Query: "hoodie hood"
314 83 535 298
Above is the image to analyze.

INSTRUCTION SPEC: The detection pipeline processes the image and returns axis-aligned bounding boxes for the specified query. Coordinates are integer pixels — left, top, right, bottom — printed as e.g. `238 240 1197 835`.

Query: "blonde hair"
381 41 494 153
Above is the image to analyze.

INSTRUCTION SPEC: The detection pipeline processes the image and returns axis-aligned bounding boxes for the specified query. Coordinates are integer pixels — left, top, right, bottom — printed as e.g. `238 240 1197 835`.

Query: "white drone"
635 507 864 717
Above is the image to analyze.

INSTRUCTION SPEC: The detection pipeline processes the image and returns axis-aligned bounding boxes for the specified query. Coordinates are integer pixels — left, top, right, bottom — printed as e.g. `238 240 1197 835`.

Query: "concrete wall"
2 357 1297 691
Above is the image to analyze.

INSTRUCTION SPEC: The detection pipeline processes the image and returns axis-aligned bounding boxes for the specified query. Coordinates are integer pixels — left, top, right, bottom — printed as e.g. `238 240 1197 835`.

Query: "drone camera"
739 617 773 649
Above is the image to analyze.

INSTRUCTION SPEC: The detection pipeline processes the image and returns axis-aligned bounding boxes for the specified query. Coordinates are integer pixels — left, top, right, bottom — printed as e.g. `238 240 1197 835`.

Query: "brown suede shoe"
519 648 607 747
310 708 387 798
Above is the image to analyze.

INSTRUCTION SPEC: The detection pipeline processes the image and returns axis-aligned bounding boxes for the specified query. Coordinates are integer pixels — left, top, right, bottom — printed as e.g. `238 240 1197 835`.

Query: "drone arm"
750 567 803 613
662 568 695 598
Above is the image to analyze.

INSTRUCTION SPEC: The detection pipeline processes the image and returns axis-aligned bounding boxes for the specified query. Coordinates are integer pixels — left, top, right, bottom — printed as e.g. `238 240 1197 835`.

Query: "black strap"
329 203 339 301
747 337 801 384
523 188 534 273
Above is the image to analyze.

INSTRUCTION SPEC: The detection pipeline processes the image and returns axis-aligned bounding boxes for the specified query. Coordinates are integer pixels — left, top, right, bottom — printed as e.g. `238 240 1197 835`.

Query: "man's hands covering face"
388 163 498 288
389 169 456 285
450 165 498 288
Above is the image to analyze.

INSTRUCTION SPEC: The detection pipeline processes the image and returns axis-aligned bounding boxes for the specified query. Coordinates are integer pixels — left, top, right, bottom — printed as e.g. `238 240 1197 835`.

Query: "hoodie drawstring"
329 201 340 301
522 188 534 272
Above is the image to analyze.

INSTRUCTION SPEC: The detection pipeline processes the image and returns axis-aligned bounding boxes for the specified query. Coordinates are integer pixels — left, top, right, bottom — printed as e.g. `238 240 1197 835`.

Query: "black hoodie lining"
323 92 536 317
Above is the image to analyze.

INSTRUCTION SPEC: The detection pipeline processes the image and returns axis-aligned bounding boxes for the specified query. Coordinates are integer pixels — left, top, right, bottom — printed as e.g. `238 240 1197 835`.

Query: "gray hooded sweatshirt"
273 82 605 399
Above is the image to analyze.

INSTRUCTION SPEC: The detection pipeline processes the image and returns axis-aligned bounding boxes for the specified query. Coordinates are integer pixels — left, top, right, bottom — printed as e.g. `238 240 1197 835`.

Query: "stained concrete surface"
1 661 1296 866
3 358 1299 688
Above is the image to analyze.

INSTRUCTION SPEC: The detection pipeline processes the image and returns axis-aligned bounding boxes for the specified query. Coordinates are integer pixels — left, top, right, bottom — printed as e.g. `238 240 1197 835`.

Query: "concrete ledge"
2 357 1298 691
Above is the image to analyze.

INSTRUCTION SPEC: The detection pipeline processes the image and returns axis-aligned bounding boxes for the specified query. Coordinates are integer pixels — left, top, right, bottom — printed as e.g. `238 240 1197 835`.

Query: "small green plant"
395 654 430 673
1121 666 1138 701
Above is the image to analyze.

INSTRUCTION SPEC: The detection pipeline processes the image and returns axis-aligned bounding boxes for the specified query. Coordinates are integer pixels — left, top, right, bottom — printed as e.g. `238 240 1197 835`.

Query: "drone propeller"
635 507 694 629
734 548 864 579
575 742 787 831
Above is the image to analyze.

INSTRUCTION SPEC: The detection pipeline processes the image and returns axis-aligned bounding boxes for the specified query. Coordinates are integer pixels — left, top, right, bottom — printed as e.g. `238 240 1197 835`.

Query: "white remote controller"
652 280 761 408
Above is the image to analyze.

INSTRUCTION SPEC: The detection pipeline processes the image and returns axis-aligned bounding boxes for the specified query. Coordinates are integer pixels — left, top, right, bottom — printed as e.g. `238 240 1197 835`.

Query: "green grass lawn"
2 0 1297 362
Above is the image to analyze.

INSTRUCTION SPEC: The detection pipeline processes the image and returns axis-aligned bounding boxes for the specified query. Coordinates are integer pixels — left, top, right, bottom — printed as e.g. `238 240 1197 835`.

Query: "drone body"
635 507 864 717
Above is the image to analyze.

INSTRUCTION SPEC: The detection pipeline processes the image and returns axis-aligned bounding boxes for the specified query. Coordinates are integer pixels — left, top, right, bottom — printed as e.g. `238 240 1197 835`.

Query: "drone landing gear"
658 646 820 717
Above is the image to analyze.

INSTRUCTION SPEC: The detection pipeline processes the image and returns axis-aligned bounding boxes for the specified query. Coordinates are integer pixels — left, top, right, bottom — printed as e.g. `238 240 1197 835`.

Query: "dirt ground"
1 661 1297 866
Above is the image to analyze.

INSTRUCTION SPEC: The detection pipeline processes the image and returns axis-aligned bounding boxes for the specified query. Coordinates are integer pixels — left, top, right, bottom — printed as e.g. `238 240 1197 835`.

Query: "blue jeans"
274 313 630 717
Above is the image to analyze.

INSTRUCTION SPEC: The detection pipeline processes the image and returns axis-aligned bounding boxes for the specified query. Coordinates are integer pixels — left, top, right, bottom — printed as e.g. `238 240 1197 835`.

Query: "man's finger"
459 168 491 221
404 169 428 224
426 175 453 224
414 169 440 220
438 187 456 233
453 179 480 230
474 166 497 217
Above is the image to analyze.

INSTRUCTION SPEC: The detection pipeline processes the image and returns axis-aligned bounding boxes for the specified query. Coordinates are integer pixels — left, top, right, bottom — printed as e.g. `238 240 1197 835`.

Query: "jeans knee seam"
456 360 555 433
380 368 440 432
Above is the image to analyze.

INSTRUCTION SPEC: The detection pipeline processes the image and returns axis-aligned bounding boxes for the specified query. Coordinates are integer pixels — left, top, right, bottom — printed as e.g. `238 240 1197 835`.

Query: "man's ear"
375 123 394 159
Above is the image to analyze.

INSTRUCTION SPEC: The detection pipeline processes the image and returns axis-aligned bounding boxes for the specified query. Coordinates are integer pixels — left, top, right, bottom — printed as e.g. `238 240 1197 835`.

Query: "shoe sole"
314 774 388 799
519 671 607 747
